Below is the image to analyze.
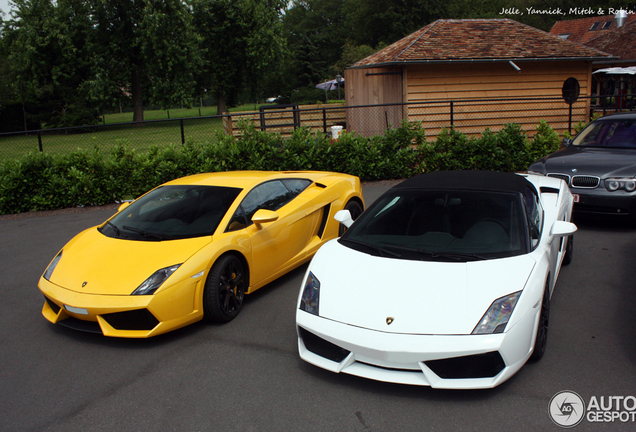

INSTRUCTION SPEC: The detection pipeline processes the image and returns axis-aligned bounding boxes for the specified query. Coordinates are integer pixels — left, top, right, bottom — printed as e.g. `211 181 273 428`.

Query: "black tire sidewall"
203 254 246 322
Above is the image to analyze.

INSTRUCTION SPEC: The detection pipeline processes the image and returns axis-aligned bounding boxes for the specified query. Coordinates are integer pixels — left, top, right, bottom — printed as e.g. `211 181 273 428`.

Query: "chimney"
615 9 628 28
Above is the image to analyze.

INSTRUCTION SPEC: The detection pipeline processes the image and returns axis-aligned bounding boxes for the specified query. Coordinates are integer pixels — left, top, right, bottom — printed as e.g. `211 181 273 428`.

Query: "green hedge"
0 119 560 215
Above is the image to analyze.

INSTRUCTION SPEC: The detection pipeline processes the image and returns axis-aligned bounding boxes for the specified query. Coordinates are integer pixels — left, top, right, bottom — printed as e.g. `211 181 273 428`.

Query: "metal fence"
1 95 633 161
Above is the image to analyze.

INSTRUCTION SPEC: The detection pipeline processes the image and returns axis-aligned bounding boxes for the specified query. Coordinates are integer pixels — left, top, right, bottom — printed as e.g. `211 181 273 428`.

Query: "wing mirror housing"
335 209 354 229
252 209 279 228
118 201 132 212
562 137 573 147
548 220 577 244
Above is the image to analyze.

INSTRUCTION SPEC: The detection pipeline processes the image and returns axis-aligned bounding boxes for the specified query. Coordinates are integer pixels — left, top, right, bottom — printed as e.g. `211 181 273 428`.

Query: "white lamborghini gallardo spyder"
296 171 576 389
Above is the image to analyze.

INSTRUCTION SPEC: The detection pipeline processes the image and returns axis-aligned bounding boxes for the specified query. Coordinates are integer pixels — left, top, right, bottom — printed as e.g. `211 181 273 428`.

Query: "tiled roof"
549 14 636 44
584 20 636 60
352 19 612 68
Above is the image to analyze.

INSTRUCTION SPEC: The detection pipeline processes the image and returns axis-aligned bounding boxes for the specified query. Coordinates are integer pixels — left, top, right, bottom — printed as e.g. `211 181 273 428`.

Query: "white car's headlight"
132 264 181 295
472 291 521 335
43 251 63 280
300 272 320 316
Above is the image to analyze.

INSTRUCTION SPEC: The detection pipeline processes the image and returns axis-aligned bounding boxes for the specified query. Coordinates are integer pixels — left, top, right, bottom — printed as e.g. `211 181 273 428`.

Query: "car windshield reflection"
574 119 636 148
100 185 242 241
339 189 528 261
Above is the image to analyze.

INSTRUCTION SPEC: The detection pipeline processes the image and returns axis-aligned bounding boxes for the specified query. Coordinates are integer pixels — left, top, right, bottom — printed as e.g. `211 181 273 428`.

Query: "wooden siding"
405 61 591 138
224 104 346 138
344 61 593 138
344 67 405 137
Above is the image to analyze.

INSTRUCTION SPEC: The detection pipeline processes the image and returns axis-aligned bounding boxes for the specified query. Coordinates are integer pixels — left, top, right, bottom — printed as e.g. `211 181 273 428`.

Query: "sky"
0 0 13 18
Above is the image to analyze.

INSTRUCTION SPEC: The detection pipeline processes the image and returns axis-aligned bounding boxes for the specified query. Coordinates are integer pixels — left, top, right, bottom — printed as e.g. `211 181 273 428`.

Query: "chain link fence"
1 95 633 161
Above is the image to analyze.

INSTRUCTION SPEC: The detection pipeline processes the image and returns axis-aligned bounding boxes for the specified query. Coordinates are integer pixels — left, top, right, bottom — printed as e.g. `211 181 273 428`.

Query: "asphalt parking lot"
1 182 635 432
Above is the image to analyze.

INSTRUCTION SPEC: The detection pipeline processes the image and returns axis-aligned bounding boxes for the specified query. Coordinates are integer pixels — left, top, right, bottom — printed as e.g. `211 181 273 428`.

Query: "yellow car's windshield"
101 185 242 241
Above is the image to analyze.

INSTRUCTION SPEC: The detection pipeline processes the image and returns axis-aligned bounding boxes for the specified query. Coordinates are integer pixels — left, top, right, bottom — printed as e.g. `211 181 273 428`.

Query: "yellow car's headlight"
43 251 63 281
132 264 181 295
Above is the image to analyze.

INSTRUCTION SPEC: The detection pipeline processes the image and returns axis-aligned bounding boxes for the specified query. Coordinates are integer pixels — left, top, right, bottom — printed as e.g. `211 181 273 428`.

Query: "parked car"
39 171 364 338
296 171 576 389
528 113 636 219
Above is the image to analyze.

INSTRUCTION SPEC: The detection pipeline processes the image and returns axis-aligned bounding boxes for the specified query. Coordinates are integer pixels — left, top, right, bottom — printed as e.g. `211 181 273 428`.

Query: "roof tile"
584 20 636 60
353 19 612 67
549 14 636 44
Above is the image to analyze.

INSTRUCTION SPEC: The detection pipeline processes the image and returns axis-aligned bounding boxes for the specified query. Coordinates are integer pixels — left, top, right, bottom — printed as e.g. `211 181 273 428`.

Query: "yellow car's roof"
164 171 341 189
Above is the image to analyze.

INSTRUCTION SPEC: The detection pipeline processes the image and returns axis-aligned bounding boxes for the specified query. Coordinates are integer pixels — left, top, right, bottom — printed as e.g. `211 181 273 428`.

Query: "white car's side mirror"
334 209 354 229
550 220 577 238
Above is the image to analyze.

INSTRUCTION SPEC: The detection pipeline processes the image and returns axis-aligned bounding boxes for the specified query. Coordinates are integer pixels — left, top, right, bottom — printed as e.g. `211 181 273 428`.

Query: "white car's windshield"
340 189 529 261
100 185 242 241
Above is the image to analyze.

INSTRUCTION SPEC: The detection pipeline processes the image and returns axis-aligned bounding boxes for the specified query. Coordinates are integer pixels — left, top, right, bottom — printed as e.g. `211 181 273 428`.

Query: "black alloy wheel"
203 254 247 322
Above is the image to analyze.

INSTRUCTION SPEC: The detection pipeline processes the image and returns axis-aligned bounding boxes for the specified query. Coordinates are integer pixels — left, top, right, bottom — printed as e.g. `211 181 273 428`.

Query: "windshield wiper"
379 243 485 261
339 237 401 258
105 221 127 238
122 225 175 241
429 251 486 261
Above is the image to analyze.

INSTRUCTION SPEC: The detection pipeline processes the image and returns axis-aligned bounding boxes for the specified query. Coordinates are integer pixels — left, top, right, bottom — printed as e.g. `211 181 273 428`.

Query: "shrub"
0 120 562 215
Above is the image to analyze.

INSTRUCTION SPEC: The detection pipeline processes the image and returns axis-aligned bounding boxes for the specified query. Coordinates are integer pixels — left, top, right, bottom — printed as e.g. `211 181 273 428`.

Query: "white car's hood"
309 240 536 335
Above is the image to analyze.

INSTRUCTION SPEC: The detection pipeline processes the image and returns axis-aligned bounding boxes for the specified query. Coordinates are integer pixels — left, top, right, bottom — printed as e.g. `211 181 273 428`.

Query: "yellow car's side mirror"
251 209 279 227
117 201 132 213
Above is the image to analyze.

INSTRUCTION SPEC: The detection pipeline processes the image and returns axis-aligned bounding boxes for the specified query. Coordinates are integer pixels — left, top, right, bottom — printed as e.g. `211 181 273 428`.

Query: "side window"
242 180 292 218
282 179 311 195
524 187 543 249
227 179 309 231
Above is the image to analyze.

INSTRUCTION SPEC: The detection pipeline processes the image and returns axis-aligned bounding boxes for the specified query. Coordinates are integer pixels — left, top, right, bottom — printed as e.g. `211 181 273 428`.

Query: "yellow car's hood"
48 228 211 295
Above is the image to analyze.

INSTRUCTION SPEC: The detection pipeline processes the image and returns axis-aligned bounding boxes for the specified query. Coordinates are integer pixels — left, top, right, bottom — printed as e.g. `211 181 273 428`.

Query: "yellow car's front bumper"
38 274 206 338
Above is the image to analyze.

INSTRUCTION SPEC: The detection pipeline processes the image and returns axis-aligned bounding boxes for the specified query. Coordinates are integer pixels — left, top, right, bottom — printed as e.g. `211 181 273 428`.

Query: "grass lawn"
102 103 263 124
0 104 270 161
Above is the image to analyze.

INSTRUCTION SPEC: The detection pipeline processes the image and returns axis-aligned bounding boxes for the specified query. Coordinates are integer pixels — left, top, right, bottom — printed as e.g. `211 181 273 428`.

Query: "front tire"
203 255 247 323
530 284 550 361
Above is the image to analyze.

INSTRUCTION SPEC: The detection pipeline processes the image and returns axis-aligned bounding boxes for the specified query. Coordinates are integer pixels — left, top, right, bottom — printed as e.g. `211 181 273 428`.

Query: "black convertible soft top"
395 171 536 195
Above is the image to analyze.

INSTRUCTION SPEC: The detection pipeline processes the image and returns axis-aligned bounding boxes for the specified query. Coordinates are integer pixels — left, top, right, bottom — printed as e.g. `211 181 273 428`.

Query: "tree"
88 0 203 122
192 0 286 114
283 0 348 89
342 0 449 48
2 0 99 128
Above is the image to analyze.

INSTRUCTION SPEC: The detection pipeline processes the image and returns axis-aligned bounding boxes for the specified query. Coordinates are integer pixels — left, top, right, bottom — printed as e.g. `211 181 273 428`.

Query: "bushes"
417 121 560 174
0 120 562 215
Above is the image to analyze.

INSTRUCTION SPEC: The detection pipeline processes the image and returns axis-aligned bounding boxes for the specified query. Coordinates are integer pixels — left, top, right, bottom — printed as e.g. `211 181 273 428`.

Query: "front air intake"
425 351 505 379
101 309 159 331
299 327 350 363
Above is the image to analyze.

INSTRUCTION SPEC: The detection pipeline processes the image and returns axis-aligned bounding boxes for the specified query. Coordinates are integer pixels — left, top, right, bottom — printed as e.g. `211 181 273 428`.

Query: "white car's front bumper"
296 305 540 389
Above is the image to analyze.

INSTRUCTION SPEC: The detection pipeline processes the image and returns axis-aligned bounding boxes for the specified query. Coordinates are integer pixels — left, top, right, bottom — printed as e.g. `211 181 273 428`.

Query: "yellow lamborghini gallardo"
39 171 364 337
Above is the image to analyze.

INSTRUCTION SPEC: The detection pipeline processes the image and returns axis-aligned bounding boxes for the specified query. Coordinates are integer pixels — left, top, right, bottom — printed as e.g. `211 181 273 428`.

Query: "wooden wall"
406 61 591 138
344 67 405 137
345 61 593 138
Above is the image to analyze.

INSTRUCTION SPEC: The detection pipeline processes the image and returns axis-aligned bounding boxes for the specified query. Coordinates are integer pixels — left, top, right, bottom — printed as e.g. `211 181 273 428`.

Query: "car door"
228 179 320 286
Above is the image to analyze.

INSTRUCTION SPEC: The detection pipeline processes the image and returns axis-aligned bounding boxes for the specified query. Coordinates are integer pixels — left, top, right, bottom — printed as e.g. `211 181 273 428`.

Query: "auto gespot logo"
549 390 636 428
